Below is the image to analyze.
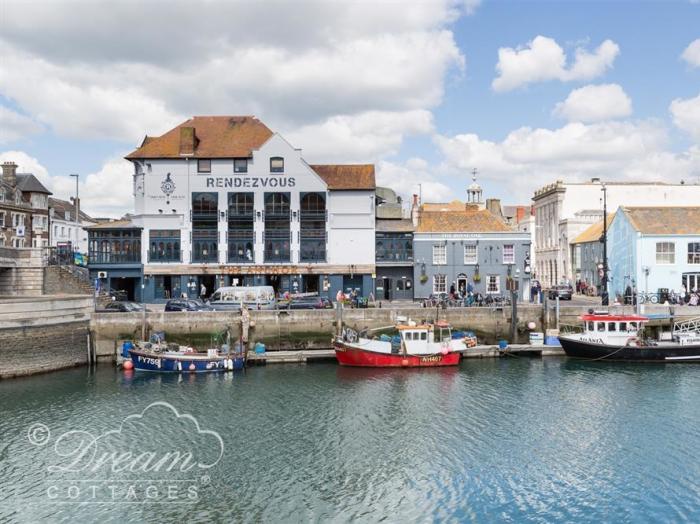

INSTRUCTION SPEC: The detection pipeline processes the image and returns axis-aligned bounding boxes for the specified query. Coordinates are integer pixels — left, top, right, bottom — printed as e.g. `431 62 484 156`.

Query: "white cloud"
287 110 434 163
0 149 132 217
670 92 700 141
681 38 700 68
553 84 632 123
0 0 466 148
0 107 43 143
435 120 700 196
376 158 454 204
0 150 50 185
492 36 620 92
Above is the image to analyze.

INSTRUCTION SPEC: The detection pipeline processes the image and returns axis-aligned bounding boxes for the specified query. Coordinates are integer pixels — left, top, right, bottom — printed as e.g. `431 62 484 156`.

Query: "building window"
656 242 675 264
149 230 181 262
433 274 446 293
264 192 290 262
228 192 255 263
192 192 218 263
270 157 284 173
300 192 326 262
464 244 477 264
234 159 248 173
503 244 514 264
487 275 500 294
433 243 446 265
376 233 412 263
688 243 700 264
0 211 4 227
197 159 211 173
0 191 4 202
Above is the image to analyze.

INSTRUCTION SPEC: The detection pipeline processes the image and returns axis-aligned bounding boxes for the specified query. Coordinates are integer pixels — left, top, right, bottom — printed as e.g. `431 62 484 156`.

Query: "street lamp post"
70 173 79 254
601 183 609 306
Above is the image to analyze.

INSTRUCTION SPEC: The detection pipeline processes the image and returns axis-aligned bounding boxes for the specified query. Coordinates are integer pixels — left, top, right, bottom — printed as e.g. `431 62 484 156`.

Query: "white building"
49 197 95 254
532 178 700 287
89 116 376 302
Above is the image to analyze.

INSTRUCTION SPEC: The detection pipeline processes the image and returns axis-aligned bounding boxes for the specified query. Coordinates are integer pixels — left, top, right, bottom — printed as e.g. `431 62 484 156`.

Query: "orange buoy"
401 359 409 366
123 360 134 371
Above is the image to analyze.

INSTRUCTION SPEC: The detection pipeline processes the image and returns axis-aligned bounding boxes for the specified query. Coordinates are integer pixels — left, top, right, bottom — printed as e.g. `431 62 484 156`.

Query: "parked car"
208 286 277 310
99 301 149 313
283 296 333 310
164 299 214 312
548 284 573 300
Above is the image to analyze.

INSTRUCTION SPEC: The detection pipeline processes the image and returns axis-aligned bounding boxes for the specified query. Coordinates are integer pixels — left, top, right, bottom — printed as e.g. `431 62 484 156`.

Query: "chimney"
485 198 503 218
179 127 196 155
411 194 420 227
2 162 17 187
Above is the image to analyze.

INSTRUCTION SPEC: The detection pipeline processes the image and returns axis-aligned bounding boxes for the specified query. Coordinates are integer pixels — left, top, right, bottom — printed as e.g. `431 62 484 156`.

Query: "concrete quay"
246 344 565 365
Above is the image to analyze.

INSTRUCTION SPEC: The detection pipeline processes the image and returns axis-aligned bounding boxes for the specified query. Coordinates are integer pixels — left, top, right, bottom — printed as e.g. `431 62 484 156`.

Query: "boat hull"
558 337 700 362
128 349 244 372
334 341 460 367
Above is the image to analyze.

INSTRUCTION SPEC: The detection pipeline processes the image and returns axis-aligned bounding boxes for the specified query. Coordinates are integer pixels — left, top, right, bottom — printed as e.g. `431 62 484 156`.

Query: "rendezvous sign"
205 176 297 189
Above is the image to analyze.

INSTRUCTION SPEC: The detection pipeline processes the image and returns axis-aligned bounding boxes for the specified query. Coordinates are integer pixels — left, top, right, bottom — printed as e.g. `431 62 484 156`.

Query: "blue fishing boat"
123 333 245 373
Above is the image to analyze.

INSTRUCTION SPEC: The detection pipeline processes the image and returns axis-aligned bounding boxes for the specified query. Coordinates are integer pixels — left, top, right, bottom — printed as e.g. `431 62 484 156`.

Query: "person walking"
200 283 207 299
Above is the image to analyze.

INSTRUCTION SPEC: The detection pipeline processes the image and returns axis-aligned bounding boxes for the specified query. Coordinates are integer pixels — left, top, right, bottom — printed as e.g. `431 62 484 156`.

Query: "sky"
0 0 699 217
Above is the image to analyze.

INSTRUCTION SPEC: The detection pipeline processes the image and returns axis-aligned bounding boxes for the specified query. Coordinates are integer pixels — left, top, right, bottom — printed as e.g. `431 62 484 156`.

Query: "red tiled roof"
310 164 375 190
416 208 511 233
125 116 274 159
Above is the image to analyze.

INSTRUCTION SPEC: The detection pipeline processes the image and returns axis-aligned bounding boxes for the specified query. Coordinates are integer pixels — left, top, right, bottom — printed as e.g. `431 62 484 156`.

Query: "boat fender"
626 336 640 347
177 361 182 372
188 363 196 371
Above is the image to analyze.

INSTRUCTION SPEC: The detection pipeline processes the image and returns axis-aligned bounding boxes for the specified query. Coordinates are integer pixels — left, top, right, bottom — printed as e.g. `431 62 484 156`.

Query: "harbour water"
1 359 698 522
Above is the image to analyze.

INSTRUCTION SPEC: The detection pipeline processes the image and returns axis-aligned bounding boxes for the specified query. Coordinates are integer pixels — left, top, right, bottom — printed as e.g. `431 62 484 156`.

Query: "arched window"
265 192 290 215
300 193 325 213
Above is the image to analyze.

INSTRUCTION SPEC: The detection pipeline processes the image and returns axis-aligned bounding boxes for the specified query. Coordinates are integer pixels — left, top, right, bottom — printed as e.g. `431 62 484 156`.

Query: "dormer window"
16 193 21 204
197 159 211 173
270 157 284 173
234 159 248 173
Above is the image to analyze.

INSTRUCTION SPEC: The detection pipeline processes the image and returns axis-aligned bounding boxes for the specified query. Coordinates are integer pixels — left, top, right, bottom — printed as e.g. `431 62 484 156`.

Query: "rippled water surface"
1 359 699 523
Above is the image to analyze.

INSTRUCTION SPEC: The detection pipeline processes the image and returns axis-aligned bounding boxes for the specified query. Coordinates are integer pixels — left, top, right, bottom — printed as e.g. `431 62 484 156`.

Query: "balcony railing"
88 251 142 264
148 250 183 263
376 249 413 263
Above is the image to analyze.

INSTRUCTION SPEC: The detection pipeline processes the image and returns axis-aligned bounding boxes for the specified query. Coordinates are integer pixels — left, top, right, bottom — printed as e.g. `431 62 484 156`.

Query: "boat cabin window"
609 322 617 332
619 322 627 331
420 332 427 340
587 321 594 331
597 322 606 332
629 322 638 331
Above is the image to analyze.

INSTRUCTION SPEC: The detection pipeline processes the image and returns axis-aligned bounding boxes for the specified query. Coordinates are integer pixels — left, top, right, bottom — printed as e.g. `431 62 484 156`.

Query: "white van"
209 286 277 310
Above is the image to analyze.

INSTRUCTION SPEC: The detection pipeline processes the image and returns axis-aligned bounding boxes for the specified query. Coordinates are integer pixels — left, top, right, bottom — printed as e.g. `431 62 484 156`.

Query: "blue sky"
0 0 698 216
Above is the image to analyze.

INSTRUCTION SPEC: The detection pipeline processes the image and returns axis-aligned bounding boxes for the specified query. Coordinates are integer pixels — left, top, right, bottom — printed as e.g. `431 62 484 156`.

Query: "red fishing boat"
334 320 463 367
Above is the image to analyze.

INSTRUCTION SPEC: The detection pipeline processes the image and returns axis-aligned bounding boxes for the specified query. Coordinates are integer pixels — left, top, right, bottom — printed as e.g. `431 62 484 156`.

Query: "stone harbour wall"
0 295 94 378
92 305 546 354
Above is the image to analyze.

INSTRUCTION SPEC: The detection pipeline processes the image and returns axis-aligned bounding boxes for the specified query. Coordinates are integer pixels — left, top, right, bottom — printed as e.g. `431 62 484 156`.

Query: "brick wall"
0 321 89 378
